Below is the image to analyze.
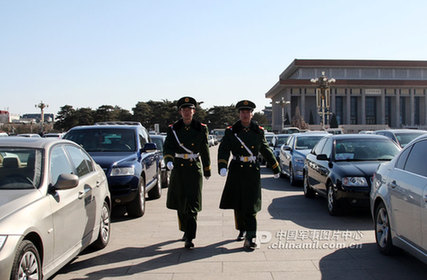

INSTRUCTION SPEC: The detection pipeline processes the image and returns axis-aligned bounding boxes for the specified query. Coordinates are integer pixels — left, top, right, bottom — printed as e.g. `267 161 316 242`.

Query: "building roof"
266 59 427 98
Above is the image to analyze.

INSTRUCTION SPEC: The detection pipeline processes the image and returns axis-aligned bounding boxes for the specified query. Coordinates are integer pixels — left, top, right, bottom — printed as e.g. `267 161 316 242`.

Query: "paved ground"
52 145 426 280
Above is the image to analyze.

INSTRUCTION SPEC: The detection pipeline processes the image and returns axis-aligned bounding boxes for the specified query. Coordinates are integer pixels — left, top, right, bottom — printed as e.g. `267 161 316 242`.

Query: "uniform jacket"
163 119 211 211
218 120 280 213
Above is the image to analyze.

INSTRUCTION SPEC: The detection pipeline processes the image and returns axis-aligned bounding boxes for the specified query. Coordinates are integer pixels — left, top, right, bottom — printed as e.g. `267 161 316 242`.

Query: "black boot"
185 238 194 249
236 230 246 241
243 237 257 250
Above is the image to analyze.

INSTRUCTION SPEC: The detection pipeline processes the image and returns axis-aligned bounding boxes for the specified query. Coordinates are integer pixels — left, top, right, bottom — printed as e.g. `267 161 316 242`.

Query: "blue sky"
1 0 427 116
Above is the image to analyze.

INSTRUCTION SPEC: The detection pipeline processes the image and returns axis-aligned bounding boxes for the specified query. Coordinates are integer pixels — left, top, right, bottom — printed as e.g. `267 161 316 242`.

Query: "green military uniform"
163 99 211 244
218 102 280 243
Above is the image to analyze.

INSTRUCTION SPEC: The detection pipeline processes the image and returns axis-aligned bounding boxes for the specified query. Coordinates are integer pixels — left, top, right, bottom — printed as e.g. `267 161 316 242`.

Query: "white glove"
167 162 174 170
220 168 227 177
274 173 280 179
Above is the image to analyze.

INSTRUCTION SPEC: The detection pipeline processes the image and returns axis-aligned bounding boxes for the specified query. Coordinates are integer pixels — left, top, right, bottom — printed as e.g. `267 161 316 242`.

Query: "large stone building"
266 59 427 132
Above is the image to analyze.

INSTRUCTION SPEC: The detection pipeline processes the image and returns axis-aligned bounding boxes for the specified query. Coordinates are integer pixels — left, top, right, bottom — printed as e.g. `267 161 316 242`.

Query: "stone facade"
266 59 427 132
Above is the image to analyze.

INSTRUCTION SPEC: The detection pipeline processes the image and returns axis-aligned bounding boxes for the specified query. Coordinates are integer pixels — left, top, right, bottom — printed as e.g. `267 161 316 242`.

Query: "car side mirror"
283 145 291 151
316 154 328 161
142 142 157 152
53 174 79 190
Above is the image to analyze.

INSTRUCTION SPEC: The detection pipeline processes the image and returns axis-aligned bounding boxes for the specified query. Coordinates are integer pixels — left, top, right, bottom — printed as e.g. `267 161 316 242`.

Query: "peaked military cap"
177 96 197 109
236 100 256 111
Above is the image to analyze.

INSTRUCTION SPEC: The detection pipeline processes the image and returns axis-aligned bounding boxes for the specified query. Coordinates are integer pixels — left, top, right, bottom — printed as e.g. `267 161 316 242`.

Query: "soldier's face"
239 109 253 126
180 107 195 124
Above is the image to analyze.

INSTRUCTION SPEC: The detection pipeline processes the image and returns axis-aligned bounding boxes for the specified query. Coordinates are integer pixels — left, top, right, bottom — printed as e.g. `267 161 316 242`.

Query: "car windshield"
265 135 275 145
295 136 324 150
395 132 426 148
276 136 290 146
65 128 136 152
334 139 400 161
151 137 164 152
0 148 43 189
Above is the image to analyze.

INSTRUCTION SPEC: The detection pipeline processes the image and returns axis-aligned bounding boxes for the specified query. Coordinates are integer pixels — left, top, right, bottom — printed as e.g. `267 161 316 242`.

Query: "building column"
380 90 386 125
301 88 306 121
361 90 366 125
346 89 351 124
395 89 401 128
331 88 336 118
410 89 415 126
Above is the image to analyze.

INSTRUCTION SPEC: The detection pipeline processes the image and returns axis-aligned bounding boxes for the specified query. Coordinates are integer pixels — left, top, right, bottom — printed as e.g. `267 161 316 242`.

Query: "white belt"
232 155 257 163
175 153 199 160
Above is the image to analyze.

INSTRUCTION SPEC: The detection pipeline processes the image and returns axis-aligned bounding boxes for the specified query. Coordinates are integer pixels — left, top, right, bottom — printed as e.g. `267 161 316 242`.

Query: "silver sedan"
0 137 111 279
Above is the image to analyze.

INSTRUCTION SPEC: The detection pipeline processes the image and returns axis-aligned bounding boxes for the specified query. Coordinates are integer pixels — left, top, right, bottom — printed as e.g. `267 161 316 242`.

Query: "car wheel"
10 240 42 280
92 201 111 249
127 177 146 217
327 184 341 216
375 201 395 255
303 172 315 198
289 165 296 186
148 171 162 199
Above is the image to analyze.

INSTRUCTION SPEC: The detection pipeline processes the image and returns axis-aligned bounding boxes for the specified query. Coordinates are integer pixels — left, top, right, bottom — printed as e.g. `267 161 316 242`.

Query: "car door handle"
78 187 91 199
390 181 398 189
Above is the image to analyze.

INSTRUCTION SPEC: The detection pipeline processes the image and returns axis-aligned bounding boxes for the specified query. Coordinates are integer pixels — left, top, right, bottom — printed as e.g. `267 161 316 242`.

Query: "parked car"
326 128 344 135
272 134 291 160
281 127 300 134
303 134 401 215
208 135 216 147
280 132 327 185
370 134 427 264
63 121 161 217
17 133 41 138
43 132 65 138
0 137 111 280
259 132 276 165
150 134 170 188
374 129 427 148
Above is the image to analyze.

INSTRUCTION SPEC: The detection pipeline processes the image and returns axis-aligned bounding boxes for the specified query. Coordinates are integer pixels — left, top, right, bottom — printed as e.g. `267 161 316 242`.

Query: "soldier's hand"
220 168 227 177
167 162 174 170
204 176 210 180
273 173 280 179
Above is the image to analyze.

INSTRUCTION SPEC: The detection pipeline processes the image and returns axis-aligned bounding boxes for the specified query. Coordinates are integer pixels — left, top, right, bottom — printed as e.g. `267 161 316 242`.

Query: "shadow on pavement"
319 243 427 279
267 191 372 231
57 239 239 279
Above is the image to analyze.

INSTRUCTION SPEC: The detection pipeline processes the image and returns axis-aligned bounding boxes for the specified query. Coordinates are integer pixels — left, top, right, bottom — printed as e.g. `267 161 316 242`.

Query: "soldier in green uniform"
218 100 281 250
163 96 211 249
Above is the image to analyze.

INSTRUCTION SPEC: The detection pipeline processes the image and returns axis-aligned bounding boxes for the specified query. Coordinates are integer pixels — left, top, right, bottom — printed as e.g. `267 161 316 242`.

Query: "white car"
371 134 427 264
0 137 111 279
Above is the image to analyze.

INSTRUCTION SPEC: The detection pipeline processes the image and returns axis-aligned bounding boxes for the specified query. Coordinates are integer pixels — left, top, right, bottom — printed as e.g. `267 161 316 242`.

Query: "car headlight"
294 157 305 164
342 177 368 187
0 235 7 250
110 166 135 176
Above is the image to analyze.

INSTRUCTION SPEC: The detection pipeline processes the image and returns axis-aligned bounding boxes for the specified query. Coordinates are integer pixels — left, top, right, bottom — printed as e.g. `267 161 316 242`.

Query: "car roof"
0 136 75 149
323 134 391 140
375 129 427 133
68 124 141 130
292 132 328 137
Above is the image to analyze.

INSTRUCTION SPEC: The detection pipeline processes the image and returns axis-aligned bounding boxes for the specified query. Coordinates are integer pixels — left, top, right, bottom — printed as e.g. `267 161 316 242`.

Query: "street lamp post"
275 97 290 132
35 101 49 134
310 72 335 130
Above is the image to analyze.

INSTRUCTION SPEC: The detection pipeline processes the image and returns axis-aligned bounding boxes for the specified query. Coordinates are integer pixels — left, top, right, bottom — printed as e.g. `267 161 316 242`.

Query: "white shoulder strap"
172 127 194 154
234 133 253 157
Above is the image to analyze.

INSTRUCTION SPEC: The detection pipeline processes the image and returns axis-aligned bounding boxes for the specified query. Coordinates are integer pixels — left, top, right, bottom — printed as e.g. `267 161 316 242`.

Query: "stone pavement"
52 145 426 280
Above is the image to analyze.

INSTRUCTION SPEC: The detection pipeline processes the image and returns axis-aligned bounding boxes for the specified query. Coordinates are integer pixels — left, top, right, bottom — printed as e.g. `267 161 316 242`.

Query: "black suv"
64 122 161 217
